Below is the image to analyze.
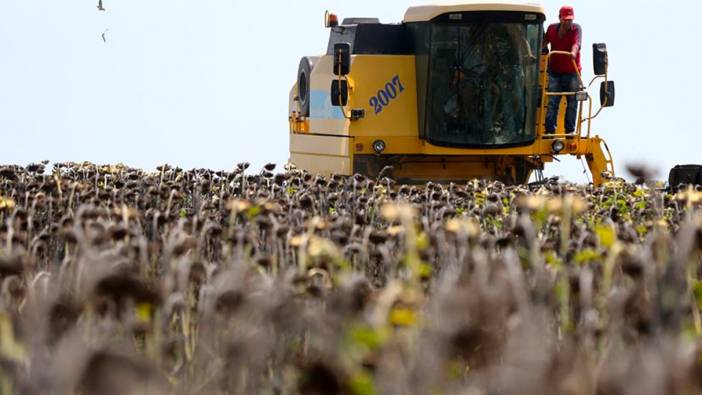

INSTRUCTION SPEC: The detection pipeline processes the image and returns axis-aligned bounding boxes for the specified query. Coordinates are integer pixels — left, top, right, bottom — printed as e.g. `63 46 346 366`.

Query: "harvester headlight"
373 140 386 154
551 139 565 154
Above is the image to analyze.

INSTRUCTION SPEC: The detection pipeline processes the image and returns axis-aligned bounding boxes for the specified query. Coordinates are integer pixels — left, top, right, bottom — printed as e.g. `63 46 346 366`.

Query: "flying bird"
97 0 106 11
101 29 109 43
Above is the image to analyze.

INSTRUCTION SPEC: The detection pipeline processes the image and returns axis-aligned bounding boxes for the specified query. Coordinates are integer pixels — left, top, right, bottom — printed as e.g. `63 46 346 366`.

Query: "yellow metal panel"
290 133 350 156
394 162 500 182
308 55 350 135
308 119 349 135
347 56 419 137
536 55 547 136
289 134 353 176
290 154 352 176
309 56 334 91
353 136 543 156
404 2 545 22
354 154 534 184
352 134 609 158
305 55 418 137
288 85 299 119
584 136 615 185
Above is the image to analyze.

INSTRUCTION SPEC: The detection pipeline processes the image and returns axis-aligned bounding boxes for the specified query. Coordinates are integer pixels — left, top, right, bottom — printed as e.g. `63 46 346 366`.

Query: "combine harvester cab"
289 2 616 185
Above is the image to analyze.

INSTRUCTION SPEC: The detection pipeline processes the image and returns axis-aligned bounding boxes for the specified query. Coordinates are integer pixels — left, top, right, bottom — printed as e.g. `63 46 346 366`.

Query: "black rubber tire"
668 164 702 189
297 57 318 117
513 157 532 185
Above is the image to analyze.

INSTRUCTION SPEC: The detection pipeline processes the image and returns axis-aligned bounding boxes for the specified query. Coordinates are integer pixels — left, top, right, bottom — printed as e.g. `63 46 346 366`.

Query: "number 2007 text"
369 75 405 115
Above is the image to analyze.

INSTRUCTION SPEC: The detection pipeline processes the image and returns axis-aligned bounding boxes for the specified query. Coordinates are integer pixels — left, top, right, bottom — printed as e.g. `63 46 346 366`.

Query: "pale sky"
0 0 698 183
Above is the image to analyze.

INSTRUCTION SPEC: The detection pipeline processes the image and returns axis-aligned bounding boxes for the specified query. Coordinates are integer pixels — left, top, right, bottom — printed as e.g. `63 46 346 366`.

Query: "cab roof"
404 1 545 23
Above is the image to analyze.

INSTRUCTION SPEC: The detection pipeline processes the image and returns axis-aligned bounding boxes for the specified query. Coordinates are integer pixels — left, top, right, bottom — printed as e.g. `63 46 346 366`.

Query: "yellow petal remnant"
136 303 153 323
526 195 547 210
596 224 617 248
389 307 417 327
307 268 333 289
307 236 340 259
306 216 328 231
263 201 283 214
604 178 626 190
517 194 587 217
289 234 308 248
676 187 702 205
373 184 387 196
0 197 15 210
445 218 479 236
415 232 429 251
226 199 252 214
348 372 377 395
570 196 587 215
546 198 563 213
387 225 404 236
0 313 26 363
381 203 415 222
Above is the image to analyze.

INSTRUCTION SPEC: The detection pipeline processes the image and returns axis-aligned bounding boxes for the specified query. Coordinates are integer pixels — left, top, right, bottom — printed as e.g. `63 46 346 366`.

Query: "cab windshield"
424 14 542 147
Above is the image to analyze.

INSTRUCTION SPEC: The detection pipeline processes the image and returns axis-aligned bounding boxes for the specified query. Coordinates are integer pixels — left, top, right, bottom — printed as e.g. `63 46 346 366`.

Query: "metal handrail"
548 50 584 85
538 51 592 144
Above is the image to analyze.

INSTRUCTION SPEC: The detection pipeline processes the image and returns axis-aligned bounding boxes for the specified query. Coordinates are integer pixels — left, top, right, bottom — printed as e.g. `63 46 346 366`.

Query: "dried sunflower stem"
687 265 702 337
560 195 575 257
53 168 63 202
685 220 702 337
598 242 623 331
181 299 194 363
4 218 13 252
399 213 422 288
6 163 702 394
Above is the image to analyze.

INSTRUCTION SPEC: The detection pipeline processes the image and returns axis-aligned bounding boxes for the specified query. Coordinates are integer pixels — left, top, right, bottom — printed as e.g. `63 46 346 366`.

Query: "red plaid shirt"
544 23 582 73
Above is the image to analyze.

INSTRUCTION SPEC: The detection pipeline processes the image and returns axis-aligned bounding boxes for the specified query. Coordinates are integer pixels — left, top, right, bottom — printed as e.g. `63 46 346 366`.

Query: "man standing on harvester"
543 6 582 134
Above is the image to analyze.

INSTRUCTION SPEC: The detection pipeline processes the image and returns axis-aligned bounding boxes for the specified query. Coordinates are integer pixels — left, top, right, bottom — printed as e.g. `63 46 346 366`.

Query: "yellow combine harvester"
289 2 616 185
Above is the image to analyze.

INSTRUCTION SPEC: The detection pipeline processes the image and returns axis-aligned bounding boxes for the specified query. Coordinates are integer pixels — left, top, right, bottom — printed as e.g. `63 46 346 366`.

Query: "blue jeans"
545 72 579 133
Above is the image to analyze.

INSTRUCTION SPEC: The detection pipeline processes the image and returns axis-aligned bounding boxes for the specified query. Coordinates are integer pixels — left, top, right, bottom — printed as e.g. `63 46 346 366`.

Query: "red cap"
559 6 575 20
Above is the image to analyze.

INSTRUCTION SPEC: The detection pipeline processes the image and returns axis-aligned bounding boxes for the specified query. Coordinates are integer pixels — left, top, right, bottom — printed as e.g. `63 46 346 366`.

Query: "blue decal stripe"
310 90 345 120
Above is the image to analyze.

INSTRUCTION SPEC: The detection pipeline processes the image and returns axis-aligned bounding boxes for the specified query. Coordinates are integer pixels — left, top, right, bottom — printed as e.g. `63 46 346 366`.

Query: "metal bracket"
350 109 365 121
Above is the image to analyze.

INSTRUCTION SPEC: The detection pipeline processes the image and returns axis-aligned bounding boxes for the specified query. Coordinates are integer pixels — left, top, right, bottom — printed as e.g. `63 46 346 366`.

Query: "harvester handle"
546 50 584 88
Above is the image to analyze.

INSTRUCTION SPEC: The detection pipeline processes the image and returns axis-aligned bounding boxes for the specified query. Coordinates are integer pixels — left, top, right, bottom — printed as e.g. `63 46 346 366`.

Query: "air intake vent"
341 17 380 25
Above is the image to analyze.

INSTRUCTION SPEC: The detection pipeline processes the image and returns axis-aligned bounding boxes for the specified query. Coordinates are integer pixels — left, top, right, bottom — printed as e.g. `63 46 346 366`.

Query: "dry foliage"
0 161 701 395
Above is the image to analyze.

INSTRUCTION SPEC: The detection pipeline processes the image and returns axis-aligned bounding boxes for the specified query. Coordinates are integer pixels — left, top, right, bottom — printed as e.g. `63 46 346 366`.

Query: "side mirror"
331 80 348 106
600 81 615 107
333 43 351 76
593 43 608 76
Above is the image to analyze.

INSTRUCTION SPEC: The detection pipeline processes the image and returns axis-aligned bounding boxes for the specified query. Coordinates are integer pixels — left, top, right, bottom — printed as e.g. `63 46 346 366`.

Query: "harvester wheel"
513 158 531 185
